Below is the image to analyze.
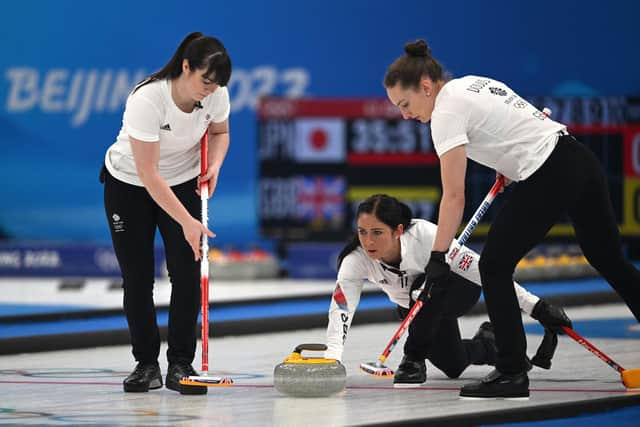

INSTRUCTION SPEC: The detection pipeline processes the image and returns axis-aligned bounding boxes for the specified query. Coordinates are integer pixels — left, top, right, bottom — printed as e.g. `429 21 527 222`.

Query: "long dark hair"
337 194 414 270
383 39 447 89
134 31 232 93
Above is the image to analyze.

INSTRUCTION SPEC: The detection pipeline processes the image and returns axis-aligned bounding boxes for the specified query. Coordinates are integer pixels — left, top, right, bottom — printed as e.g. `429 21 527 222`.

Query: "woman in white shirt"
102 32 231 395
326 194 571 387
383 39 640 399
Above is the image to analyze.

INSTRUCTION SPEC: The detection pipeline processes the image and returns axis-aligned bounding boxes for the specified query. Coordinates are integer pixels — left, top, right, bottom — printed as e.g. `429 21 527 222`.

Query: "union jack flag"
458 252 474 271
295 175 345 225
332 284 348 310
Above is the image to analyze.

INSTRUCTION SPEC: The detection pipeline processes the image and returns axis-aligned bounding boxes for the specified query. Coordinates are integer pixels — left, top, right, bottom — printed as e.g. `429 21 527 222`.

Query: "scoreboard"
257 96 640 252
258 98 440 241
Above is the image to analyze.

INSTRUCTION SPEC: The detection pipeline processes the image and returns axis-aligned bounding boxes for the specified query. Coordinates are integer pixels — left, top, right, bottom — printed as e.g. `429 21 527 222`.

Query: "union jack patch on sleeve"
457 253 474 271
332 284 348 310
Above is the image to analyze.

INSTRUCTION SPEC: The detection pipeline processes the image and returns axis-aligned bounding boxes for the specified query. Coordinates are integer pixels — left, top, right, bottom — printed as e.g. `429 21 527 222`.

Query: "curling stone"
273 343 346 397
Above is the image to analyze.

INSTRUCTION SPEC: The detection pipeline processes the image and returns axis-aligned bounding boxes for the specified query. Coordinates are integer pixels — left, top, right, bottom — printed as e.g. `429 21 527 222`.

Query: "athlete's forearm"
139 171 194 226
207 130 230 171
432 192 465 252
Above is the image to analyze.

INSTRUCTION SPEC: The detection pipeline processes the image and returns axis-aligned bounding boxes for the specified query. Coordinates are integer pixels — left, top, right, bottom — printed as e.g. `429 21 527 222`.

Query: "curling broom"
179 131 233 388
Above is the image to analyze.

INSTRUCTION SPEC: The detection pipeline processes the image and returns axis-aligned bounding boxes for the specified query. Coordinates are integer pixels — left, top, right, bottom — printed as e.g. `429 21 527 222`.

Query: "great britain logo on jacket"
332 284 348 311
457 252 474 271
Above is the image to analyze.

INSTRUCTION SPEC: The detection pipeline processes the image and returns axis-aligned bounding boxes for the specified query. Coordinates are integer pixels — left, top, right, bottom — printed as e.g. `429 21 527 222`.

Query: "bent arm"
202 119 230 197
130 137 194 226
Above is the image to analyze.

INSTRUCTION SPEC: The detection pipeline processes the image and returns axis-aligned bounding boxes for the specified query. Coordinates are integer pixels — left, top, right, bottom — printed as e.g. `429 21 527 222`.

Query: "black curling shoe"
460 369 529 399
470 323 533 372
472 321 498 365
166 363 208 395
393 355 427 387
123 362 162 392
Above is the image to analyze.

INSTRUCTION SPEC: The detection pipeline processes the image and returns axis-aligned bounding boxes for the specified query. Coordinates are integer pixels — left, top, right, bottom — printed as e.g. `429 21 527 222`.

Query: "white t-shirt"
105 79 230 186
324 218 539 361
431 75 566 182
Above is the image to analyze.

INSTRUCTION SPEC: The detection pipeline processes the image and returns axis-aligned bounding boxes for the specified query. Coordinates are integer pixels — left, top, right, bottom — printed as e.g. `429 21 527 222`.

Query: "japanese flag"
294 118 346 162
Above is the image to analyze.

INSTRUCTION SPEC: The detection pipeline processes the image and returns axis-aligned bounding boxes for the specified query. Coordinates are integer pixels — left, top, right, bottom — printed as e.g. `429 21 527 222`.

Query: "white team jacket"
325 219 540 361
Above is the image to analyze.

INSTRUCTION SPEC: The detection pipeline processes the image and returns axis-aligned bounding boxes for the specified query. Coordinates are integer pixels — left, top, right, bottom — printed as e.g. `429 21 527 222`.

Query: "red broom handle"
200 131 209 374
562 326 625 374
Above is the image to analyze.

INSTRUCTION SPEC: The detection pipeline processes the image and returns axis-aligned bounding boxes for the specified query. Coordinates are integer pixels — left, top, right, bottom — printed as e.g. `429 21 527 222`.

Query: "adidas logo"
160 123 171 131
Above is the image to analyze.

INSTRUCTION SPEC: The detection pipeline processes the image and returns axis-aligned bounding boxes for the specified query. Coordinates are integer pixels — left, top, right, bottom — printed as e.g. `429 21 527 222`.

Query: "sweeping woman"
383 39 640 398
102 32 231 394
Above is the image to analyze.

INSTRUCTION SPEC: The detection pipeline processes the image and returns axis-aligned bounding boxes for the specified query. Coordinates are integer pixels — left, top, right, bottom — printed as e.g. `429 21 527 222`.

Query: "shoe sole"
459 394 529 400
123 378 162 393
166 380 207 395
393 382 426 388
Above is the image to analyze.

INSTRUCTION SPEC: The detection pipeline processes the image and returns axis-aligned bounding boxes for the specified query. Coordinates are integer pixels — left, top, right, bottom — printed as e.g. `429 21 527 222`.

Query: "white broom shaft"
448 175 505 260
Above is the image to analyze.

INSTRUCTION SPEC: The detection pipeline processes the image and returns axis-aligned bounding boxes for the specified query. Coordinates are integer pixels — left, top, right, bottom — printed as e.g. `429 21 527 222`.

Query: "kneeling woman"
324 194 571 386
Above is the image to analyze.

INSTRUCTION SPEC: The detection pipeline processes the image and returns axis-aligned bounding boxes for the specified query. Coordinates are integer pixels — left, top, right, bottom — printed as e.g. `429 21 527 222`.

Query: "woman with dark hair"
325 194 570 387
384 39 640 398
102 32 232 394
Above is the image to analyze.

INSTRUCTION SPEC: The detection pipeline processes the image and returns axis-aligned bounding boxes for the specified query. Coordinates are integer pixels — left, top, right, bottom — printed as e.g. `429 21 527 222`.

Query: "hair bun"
404 40 431 58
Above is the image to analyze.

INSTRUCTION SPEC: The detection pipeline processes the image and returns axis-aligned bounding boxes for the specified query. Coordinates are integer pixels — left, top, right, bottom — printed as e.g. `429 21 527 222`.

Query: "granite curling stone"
273 343 346 397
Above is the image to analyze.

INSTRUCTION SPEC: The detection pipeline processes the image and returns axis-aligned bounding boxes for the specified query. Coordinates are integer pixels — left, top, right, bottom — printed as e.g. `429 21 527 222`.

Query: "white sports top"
431 75 567 182
105 79 230 186
325 219 539 361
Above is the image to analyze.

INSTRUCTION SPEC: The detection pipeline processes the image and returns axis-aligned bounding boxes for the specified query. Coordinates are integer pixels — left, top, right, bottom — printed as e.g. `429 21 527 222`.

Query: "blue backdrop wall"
1 0 638 247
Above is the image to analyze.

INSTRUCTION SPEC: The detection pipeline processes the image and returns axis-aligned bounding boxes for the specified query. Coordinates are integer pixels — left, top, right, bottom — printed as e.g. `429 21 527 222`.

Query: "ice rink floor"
1 304 639 426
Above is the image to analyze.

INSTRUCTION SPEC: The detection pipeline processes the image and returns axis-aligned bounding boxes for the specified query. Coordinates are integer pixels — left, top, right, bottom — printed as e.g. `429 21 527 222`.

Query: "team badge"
457 252 474 271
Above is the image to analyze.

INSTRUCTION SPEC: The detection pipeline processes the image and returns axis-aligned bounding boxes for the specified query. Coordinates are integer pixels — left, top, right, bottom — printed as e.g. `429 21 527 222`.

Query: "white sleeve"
209 87 231 123
514 281 540 316
430 85 478 156
123 93 162 142
325 253 367 361
448 245 483 286
325 279 363 361
448 244 539 314
431 110 469 156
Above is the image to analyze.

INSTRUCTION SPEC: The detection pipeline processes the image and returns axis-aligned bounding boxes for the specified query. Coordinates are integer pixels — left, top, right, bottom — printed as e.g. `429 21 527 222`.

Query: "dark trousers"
103 169 201 365
480 136 640 373
400 273 483 378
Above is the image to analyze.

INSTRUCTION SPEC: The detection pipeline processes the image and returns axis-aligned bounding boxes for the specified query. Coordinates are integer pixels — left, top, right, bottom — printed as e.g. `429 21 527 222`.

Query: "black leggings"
103 169 201 365
480 136 640 373
400 273 484 378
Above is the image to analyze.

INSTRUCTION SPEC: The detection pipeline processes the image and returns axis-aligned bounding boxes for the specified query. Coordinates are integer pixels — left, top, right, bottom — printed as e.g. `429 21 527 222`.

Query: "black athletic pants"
480 135 640 374
400 273 484 378
103 169 201 365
